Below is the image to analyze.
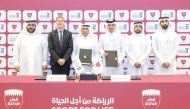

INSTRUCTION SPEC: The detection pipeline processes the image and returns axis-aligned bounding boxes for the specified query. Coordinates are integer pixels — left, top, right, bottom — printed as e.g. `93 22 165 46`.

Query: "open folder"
79 49 92 64
105 50 117 67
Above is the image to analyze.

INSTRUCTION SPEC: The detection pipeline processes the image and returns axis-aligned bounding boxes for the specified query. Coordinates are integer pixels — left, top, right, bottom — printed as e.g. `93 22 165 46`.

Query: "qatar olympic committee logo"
142 89 161 109
4 89 23 109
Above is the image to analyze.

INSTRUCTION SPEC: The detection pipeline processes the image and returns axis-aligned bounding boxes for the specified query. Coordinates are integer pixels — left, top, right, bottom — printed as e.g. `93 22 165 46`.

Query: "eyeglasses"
27 24 36 27
160 20 168 23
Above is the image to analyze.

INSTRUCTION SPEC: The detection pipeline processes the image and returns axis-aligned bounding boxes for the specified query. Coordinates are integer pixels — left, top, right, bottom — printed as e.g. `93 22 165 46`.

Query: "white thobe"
99 32 126 75
152 29 179 75
126 34 151 75
72 36 99 73
13 34 48 75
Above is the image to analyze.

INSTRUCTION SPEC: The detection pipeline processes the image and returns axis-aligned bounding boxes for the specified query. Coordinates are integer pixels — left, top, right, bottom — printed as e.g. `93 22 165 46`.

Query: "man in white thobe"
152 17 179 75
126 22 151 75
72 25 99 74
99 19 126 75
13 20 48 75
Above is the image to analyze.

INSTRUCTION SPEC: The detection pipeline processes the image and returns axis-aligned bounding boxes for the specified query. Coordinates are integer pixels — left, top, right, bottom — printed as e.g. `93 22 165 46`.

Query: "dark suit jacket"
48 29 73 66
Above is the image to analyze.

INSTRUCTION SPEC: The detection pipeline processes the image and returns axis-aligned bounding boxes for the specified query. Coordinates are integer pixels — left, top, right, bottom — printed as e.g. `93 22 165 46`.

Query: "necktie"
59 31 63 50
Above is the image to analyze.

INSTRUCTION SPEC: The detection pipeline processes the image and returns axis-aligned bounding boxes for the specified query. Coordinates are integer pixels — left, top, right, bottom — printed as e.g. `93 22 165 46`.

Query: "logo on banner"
162 11 174 19
150 60 154 65
53 11 67 21
177 22 190 32
132 12 143 18
39 13 50 18
108 13 112 18
70 12 82 19
0 24 4 30
0 13 1 17
0 36 2 41
185 48 189 53
92 24 96 30
118 23 128 32
9 13 19 18
12 24 17 31
142 89 161 109
89 13 94 18
73 24 78 30
104 24 106 29
43 25 48 31
0 59 2 64
101 13 112 18
150 12 155 17
47 13 50 18
155 24 158 30
16 13 19 18
58 13 63 17
139 12 142 17
27 13 32 18
170 12 173 18
181 60 186 65
77 13 81 18
181 36 186 41
186 24 189 29
12 72 17 76
1 71 4 75
124 24 127 30
181 12 186 17
119 12 124 18
84 11 98 21
0 48 4 53
4 89 23 109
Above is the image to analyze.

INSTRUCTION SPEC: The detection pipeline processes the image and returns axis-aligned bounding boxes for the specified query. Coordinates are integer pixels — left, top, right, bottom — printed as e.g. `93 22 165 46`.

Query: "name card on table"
46 75 66 82
111 75 131 82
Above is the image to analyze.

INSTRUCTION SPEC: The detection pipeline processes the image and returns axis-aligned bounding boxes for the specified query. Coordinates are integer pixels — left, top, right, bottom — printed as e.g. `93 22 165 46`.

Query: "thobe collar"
26 32 38 36
81 35 90 40
133 33 143 37
107 31 116 36
160 28 170 33
160 28 171 45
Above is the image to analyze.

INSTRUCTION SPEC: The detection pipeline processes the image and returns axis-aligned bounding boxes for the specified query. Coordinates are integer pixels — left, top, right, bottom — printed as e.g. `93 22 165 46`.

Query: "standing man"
72 24 99 73
13 20 48 75
99 19 126 75
48 16 73 75
152 17 179 74
126 22 151 75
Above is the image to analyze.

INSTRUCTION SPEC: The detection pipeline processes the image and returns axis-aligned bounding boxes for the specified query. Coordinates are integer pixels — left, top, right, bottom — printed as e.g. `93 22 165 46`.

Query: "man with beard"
152 17 179 74
13 20 48 75
126 22 151 75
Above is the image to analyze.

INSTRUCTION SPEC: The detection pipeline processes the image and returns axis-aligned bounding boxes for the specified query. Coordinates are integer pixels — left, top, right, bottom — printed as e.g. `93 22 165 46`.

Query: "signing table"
0 75 190 109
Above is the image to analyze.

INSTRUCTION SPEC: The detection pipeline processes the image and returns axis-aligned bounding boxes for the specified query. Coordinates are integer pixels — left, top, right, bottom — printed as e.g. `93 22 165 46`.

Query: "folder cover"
105 50 117 67
79 49 92 64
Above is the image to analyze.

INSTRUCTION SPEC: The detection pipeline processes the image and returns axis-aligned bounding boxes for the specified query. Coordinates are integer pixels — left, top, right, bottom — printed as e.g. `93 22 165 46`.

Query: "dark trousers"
51 63 70 76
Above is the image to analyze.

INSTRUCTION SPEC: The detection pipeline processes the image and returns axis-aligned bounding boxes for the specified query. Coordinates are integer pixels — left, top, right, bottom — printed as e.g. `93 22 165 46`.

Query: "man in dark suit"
48 16 73 75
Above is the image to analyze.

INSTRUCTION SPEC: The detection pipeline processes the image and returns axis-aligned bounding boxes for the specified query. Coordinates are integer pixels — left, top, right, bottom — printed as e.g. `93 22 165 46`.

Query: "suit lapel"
55 30 61 49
